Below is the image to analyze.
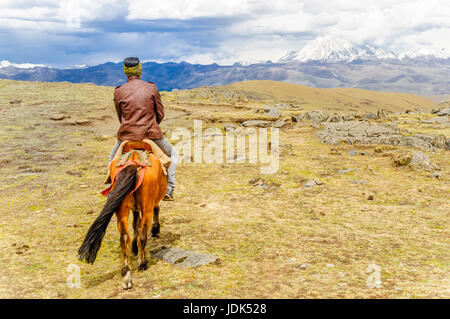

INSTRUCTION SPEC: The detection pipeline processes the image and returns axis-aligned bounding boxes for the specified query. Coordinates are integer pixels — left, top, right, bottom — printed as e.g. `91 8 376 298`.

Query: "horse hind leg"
116 199 133 290
151 206 160 237
137 206 153 271
131 209 140 256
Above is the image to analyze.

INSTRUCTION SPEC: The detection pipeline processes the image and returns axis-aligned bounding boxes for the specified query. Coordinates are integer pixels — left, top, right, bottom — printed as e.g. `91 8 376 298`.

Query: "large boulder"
436 107 450 116
302 110 329 122
431 100 450 114
408 151 432 171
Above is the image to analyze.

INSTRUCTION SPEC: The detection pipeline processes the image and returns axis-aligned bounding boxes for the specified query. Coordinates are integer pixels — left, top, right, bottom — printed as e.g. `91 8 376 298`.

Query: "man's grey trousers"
108 136 178 192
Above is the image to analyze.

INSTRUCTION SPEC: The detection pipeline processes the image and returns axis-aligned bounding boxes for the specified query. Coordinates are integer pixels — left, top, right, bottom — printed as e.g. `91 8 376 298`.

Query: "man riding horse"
108 57 177 200
79 57 177 289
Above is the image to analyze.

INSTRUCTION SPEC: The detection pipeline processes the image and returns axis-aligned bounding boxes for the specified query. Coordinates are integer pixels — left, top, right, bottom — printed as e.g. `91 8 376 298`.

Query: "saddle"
104 139 171 185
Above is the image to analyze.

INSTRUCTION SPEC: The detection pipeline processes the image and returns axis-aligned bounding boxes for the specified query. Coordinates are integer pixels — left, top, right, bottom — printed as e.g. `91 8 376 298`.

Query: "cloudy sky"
1 0 449 67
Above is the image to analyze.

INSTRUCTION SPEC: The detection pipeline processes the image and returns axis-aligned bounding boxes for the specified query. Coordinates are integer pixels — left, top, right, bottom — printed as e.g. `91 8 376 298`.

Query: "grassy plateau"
0 79 448 298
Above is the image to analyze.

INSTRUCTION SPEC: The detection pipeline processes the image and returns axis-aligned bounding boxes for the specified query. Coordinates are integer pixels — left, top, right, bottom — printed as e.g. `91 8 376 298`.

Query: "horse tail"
78 165 137 264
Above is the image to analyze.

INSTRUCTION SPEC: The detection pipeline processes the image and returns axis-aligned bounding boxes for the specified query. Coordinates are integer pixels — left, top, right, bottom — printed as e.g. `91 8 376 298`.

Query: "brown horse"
78 142 167 289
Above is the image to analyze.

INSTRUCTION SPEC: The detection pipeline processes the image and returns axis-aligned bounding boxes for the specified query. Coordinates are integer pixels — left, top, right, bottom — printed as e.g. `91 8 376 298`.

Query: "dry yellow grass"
0 79 448 299
223 80 435 113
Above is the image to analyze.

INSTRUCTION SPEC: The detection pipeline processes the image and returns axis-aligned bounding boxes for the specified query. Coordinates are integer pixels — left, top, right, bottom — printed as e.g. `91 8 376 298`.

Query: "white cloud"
0 0 449 65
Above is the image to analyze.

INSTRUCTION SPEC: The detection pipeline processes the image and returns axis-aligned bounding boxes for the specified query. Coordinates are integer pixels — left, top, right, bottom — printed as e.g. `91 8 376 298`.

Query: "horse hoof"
122 280 133 290
122 271 133 290
138 260 149 272
151 224 160 237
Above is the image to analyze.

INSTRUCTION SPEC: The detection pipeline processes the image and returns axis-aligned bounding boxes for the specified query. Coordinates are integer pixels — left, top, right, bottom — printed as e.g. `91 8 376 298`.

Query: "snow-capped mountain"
400 47 450 59
279 36 449 63
0 60 47 69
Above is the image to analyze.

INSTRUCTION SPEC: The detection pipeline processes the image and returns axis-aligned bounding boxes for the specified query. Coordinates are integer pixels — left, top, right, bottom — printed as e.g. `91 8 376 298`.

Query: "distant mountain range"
1 37 449 95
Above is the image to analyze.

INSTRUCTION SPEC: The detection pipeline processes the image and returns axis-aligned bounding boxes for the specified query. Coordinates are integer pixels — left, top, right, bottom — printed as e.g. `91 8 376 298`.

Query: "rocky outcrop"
316 121 449 151
436 107 450 116
255 106 281 119
431 100 450 114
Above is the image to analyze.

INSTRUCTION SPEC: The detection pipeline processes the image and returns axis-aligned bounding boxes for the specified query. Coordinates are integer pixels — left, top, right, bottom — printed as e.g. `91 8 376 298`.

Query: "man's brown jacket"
114 76 164 141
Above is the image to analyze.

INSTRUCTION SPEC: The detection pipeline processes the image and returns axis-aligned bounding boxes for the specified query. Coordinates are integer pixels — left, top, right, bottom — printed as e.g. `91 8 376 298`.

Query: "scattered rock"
329 148 341 155
303 180 323 188
272 119 287 128
393 150 413 167
310 123 321 129
66 170 82 177
63 120 92 126
249 178 281 188
151 247 218 268
200 203 207 207
52 154 69 161
429 172 442 179
337 168 356 175
367 195 374 200
343 114 355 121
9 100 22 105
350 180 368 184
242 120 271 128
15 244 30 255
49 114 66 121
364 113 378 120
300 264 308 270
348 150 358 156
326 264 335 268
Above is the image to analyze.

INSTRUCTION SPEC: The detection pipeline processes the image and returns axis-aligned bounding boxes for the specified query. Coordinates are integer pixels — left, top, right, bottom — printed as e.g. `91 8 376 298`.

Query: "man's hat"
123 57 142 77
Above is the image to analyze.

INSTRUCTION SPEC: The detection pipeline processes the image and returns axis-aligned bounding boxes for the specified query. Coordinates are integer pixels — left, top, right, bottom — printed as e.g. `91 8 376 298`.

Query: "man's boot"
163 188 174 201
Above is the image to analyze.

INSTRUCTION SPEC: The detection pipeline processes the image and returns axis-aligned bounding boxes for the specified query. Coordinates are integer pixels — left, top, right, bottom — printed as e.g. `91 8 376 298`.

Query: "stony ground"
0 79 448 299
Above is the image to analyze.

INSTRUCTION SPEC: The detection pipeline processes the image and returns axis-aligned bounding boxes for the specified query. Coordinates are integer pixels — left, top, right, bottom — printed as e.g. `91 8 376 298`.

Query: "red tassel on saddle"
101 160 147 197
